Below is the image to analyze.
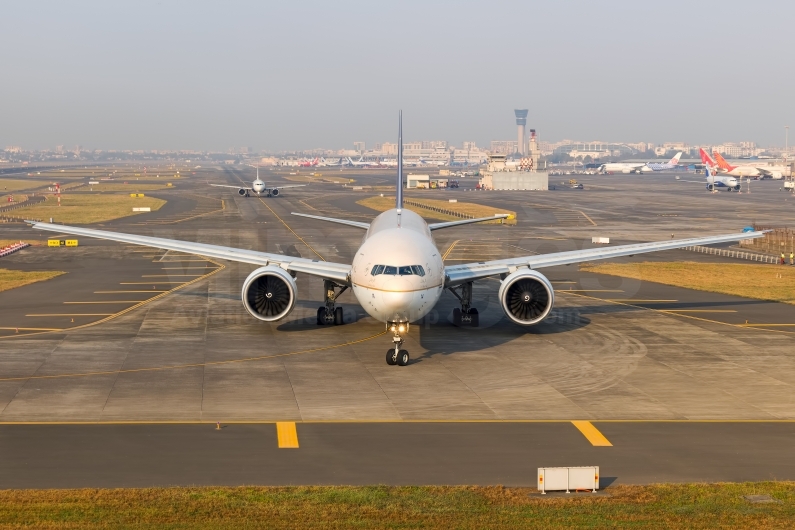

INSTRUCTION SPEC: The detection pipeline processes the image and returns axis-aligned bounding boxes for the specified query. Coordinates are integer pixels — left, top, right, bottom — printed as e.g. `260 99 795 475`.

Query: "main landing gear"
385 322 410 366
448 281 479 327
316 279 347 326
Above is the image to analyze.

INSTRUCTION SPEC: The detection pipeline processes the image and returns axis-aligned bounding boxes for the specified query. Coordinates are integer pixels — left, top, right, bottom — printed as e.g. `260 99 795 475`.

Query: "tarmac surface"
1 166 795 487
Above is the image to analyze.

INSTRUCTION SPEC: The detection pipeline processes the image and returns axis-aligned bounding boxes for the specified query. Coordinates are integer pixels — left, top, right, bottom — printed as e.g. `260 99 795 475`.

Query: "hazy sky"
2 0 793 151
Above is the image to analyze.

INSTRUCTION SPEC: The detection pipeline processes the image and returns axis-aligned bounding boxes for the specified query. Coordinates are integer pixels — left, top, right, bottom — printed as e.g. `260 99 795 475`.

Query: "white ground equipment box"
538 466 599 493
591 237 610 244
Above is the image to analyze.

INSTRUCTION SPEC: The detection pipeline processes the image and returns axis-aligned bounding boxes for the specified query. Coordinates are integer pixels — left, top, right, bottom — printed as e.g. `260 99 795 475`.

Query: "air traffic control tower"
514 109 528 155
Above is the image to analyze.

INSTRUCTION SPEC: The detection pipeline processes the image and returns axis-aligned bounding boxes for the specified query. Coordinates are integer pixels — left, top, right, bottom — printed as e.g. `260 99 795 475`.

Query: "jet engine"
498 269 555 325
707 184 714 191
238 188 247 196
270 188 280 197
241 266 296 321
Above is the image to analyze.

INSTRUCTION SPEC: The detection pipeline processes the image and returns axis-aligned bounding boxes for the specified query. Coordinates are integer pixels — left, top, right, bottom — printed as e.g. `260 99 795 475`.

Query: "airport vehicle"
210 167 304 197
27 114 765 366
712 152 786 179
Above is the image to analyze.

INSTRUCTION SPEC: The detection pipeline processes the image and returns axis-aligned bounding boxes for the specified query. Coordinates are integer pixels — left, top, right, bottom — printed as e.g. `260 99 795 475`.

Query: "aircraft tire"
334 307 344 325
397 350 410 366
386 349 397 365
316 307 326 325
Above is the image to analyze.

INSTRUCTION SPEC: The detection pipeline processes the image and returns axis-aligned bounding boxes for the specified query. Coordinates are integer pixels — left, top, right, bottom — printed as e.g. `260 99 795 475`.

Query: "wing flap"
428 214 510 231
445 231 767 286
291 212 370 229
27 222 351 283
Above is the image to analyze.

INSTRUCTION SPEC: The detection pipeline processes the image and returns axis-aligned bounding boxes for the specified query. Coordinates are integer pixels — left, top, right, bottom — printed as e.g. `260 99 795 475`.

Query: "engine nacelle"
621 169 631 174
241 266 296 321
498 269 555 326
238 188 247 196
270 188 280 197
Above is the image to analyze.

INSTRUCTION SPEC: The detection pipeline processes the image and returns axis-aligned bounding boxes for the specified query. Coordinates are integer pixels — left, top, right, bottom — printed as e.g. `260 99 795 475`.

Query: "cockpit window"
371 265 425 277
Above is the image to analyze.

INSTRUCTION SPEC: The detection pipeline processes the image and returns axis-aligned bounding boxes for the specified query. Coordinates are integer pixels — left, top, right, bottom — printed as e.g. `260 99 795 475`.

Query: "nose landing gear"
316 280 348 326
386 322 409 366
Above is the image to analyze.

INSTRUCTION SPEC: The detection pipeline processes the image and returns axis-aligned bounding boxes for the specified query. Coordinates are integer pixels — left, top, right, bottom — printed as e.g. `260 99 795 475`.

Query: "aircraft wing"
428 215 510 231
444 231 767 286
27 221 351 284
211 184 251 191
265 185 306 190
291 212 370 229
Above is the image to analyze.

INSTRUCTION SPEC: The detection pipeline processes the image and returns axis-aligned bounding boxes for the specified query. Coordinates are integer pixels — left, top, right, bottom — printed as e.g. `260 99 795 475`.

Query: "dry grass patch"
581 261 795 304
358 195 515 224
13 194 166 224
0 239 45 247
80 183 174 192
0 179 41 192
0 483 793 528
0 269 65 292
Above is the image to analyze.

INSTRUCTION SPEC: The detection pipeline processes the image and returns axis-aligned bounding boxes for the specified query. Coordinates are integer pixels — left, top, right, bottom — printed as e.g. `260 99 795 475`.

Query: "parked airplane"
27 113 765 366
712 152 786 179
319 157 344 167
646 152 682 171
346 156 370 167
210 167 305 197
298 157 319 167
699 149 740 191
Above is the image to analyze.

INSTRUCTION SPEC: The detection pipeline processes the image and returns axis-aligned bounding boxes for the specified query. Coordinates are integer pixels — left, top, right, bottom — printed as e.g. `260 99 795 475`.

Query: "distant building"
353 141 366 153
490 140 519 154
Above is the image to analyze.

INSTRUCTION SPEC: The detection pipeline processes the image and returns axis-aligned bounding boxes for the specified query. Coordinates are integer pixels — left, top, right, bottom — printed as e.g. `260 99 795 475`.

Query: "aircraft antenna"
397 110 403 210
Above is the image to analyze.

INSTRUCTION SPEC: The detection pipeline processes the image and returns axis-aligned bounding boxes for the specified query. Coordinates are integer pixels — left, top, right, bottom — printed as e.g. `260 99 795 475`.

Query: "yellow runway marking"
95 290 168 293
4 419 795 425
26 314 115 317
0 331 386 381
603 299 677 303
276 422 299 448
141 274 203 277
561 291 795 335
661 310 737 313
571 421 612 446
63 301 142 304
120 282 185 285
255 196 326 261
563 290 623 292
160 267 219 269
579 210 597 226
0 327 63 331
442 240 460 260
741 323 795 327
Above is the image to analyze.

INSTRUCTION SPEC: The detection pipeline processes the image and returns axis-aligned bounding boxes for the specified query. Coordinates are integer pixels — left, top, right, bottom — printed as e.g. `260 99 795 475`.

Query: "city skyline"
1 1 793 151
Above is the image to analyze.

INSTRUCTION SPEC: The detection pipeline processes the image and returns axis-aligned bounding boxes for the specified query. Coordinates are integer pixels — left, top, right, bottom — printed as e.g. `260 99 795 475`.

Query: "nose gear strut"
385 322 410 366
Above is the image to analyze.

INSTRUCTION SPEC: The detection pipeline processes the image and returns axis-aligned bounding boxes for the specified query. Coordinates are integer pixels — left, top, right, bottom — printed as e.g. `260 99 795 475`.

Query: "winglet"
397 110 404 210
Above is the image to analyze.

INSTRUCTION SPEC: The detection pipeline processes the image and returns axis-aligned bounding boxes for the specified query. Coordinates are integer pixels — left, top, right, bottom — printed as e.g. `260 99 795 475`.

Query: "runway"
1 166 795 487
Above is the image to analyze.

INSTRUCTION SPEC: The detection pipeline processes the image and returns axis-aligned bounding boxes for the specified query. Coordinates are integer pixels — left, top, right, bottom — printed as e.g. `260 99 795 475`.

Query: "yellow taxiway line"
63 301 143 304
571 421 613 446
276 422 300 448
442 240 460 260
26 314 114 317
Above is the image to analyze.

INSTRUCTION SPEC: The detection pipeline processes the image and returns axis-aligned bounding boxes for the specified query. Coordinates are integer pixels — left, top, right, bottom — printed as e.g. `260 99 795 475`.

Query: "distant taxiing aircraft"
210 167 304 197
26 113 765 366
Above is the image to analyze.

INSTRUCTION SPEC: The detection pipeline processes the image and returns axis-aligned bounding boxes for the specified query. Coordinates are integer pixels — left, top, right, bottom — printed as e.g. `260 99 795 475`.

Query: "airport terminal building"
478 154 548 190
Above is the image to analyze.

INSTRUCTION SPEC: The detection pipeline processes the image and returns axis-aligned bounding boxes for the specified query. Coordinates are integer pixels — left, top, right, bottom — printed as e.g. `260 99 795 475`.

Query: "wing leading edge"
445 231 767 286
27 221 351 283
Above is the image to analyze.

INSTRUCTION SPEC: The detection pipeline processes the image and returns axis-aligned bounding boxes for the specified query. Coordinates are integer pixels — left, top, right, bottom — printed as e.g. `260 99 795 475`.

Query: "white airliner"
210 167 305 197
27 113 765 367
599 152 681 174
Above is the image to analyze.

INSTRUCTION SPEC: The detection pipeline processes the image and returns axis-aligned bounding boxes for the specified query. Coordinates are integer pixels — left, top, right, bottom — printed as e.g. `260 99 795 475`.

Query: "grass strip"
580 261 795 304
0 483 793 529
0 269 65 293
358 195 515 224
11 194 166 224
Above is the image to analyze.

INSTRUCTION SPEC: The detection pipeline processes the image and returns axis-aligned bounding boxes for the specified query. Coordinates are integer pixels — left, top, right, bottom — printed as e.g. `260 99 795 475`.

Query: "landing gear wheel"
316 307 326 325
386 349 397 365
334 307 344 325
452 308 462 326
468 308 479 327
396 350 410 366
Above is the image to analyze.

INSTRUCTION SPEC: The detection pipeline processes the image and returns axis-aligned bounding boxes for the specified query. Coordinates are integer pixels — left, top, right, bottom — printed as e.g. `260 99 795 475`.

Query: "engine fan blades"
506 278 549 321
248 275 290 317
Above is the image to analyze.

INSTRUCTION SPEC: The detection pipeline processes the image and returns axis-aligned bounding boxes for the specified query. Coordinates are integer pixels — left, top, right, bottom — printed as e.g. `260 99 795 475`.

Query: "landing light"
398 325 405 333
391 325 396 332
